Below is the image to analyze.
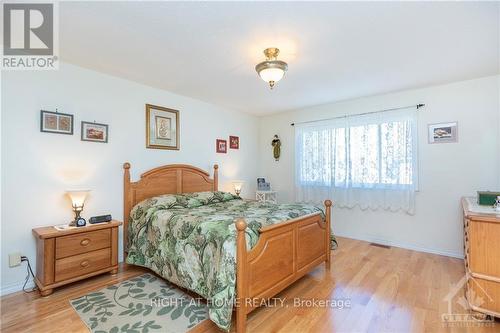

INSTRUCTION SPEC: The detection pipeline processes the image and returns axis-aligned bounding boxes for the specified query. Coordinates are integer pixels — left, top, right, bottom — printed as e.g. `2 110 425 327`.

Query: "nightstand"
32 220 122 296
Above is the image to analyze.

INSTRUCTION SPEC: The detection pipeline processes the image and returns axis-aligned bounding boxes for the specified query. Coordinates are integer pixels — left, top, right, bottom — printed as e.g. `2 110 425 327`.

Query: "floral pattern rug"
70 273 207 333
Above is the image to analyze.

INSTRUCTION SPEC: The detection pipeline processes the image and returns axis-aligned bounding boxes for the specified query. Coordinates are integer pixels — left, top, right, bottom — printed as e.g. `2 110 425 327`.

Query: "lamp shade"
66 190 90 207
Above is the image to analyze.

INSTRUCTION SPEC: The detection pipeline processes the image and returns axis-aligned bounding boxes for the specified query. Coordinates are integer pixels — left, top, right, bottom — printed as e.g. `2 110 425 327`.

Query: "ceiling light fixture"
255 47 288 89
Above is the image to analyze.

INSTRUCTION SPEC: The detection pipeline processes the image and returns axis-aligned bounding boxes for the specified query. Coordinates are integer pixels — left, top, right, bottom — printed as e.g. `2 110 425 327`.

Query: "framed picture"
229 135 239 149
216 139 227 153
146 104 179 150
40 110 73 135
257 178 270 191
81 121 108 143
428 122 458 144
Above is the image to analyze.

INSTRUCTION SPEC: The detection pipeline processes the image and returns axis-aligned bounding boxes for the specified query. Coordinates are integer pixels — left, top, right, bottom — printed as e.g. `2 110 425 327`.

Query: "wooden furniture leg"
40 289 53 297
236 219 247 333
324 200 332 269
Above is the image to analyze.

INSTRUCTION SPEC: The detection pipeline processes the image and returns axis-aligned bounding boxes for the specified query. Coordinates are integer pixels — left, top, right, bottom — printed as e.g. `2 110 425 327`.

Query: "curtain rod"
290 103 425 126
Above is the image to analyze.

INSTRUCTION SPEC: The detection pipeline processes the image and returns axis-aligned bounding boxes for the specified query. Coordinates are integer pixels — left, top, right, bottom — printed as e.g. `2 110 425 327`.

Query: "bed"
123 163 332 333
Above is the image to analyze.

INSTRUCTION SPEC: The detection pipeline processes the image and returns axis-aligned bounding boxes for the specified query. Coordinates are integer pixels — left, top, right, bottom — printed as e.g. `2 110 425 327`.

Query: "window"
295 108 418 214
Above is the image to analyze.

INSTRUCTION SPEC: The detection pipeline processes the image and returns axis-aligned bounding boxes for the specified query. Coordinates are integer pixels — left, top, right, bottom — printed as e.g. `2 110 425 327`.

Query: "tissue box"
477 191 500 206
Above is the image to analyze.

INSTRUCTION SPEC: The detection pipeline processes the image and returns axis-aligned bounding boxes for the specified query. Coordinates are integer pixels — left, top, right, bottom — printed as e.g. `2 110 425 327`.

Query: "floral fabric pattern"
126 191 335 331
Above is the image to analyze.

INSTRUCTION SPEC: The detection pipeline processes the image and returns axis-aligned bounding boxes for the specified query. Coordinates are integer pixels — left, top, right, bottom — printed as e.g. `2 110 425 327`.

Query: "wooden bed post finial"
324 200 332 268
235 218 247 333
123 162 131 186
213 164 219 191
236 218 246 232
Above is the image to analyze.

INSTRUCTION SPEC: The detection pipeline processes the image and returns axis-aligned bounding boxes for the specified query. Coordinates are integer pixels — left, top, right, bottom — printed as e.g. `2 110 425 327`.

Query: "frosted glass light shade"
258 67 285 83
66 190 90 207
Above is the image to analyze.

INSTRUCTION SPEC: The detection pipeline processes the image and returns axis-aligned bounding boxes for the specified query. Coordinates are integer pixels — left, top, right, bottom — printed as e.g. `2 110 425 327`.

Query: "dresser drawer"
54 248 111 282
56 229 111 259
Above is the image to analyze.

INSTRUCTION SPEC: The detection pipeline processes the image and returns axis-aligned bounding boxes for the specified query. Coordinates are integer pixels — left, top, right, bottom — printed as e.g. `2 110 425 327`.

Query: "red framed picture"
229 136 239 149
216 139 227 153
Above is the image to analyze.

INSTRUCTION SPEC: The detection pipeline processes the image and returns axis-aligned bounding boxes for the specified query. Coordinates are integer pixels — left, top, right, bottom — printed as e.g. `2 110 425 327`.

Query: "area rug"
70 273 208 333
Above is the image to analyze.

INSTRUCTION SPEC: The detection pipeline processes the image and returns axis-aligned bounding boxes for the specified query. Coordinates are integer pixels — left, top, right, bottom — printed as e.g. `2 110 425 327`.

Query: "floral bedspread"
126 191 336 331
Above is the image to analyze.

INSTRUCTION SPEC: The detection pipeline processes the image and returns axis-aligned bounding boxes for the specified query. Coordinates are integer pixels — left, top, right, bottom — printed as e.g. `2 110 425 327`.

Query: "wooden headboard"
122 162 218 252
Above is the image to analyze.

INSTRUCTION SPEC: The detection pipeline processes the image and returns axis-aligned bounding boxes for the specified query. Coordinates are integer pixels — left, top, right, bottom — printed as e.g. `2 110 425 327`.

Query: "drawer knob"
80 238 90 246
80 260 90 268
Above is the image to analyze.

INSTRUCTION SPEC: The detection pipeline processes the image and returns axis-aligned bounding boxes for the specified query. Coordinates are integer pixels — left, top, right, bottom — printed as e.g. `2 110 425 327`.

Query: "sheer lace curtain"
295 108 418 214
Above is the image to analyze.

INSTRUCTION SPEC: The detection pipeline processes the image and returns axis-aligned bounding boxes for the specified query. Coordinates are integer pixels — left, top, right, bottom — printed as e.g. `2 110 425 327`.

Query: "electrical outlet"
9 253 22 267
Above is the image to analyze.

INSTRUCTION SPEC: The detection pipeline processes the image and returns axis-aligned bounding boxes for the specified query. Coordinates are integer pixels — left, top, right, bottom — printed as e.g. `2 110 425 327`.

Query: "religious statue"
271 135 281 161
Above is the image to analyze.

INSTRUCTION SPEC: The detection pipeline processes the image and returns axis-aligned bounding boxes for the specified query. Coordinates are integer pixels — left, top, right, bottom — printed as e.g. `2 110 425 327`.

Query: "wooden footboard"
235 200 332 333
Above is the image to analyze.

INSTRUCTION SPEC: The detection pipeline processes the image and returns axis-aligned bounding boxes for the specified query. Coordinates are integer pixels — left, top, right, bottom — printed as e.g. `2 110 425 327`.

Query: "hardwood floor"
1 237 498 332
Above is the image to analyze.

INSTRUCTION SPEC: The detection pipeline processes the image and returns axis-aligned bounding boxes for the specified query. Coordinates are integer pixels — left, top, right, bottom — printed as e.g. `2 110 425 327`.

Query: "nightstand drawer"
55 248 111 282
56 229 111 259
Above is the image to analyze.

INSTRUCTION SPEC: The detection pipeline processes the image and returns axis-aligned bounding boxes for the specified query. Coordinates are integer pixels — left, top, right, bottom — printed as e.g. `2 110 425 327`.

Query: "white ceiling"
60 1 499 115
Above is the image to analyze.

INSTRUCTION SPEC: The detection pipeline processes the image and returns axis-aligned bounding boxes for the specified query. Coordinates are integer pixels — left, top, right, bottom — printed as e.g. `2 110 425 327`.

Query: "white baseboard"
335 231 464 259
0 278 35 297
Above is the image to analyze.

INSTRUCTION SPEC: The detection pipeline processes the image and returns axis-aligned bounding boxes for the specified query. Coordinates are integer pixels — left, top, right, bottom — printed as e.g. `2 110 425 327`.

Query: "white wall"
0 63 260 295
259 76 500 258
2 65 499 296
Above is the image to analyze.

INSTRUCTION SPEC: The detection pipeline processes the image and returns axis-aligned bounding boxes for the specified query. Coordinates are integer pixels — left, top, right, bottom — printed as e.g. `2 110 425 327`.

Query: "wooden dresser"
462 198 500 317
32 221 122 296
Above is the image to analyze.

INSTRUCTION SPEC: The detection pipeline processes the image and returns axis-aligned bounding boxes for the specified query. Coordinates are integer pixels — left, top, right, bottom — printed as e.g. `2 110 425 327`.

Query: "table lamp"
232 181 244 197
66 190 90 226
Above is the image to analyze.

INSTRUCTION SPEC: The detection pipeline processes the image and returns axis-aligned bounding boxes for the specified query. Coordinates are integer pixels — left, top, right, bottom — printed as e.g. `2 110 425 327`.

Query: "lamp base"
69 207 83 227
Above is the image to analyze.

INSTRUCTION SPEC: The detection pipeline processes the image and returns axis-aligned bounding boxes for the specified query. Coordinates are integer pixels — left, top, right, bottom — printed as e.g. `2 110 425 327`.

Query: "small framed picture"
229 136 239 149
40 110 73 135
216 139 227 153
428 122 458 144
146 104 179 150
81 121 108 143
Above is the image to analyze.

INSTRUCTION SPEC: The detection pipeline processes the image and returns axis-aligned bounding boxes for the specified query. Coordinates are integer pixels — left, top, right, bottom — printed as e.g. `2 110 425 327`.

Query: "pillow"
131 191 240 220
184 191 239 207
130 194 184 220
